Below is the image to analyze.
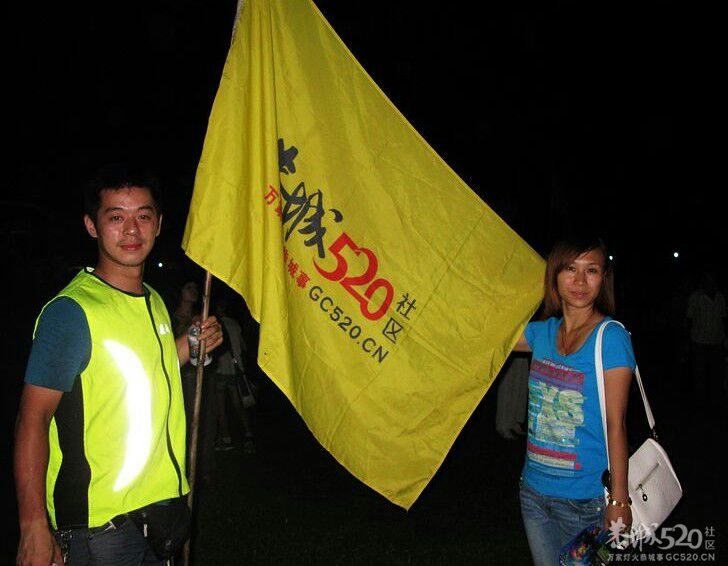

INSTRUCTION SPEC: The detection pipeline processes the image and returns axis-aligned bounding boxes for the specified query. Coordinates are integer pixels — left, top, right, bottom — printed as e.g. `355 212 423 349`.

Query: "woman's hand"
603 499 632 544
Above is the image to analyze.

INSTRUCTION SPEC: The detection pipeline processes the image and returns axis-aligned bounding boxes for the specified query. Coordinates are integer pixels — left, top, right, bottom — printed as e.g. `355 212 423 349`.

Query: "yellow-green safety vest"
42 268 189 529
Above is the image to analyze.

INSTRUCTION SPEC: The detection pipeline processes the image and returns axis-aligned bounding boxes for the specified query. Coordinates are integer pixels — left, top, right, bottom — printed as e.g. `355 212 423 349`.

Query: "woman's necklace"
559 311 596 355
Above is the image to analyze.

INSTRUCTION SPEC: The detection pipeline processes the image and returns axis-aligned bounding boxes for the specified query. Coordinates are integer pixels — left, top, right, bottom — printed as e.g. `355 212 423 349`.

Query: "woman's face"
182 281 199 302
556 248 605 310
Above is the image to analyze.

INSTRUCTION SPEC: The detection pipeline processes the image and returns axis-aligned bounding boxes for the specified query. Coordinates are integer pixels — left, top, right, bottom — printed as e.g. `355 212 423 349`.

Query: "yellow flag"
183 0 544 510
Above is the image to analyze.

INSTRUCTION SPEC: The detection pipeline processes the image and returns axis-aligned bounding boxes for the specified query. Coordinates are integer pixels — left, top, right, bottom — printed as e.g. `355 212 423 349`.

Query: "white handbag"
595 320 683 541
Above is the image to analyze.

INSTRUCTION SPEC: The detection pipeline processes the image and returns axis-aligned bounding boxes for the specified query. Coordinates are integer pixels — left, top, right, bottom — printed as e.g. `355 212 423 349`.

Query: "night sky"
5 1 719 299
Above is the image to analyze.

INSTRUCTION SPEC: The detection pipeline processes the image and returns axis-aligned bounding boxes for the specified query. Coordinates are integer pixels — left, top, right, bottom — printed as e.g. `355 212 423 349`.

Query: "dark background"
5 0 721 360
3 1 722 561
4 1 720 269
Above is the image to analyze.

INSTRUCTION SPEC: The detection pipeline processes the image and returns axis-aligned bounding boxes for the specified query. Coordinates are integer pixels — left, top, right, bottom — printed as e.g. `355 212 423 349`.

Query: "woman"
171 280 201 338
513 235 635 565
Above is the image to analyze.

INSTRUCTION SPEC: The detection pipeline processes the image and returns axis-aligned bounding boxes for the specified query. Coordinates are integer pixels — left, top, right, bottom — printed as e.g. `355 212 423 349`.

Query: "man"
14 164 223 565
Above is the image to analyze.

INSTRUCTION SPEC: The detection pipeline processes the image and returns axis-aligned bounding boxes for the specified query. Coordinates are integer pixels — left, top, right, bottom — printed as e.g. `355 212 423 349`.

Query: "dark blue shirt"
24 297 91 391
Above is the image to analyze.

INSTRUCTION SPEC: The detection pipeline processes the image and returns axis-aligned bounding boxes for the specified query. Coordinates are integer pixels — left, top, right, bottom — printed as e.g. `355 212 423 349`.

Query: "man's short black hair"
83 162 163 221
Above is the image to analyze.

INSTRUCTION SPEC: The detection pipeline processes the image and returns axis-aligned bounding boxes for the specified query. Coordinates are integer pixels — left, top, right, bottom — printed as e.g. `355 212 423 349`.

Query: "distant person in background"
170 279 218 485
495 353 529 440
686 267 727 407
169 279 203 428
170 279 205 425
14 163 223 565
213 295 256 454
512 234 635 566
171 280 201 339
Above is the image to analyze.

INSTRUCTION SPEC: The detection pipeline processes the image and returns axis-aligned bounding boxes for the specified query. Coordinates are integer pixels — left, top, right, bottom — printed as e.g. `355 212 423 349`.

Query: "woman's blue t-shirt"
522 317 635 499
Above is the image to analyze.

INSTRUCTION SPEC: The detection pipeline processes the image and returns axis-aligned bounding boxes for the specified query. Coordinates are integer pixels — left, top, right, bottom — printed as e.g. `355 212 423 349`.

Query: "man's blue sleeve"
24 297 91 391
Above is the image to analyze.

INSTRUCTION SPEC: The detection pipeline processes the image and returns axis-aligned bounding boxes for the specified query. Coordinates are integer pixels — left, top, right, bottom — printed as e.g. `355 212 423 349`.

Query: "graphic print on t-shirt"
526 358 585 476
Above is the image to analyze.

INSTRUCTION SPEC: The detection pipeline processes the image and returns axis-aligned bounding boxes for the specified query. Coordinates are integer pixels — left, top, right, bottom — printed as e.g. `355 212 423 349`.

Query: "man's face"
84 186 162 269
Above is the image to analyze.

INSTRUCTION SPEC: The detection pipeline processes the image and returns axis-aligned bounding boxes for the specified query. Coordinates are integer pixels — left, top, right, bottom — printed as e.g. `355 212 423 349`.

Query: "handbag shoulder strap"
595 319 657 466
220 316 246 369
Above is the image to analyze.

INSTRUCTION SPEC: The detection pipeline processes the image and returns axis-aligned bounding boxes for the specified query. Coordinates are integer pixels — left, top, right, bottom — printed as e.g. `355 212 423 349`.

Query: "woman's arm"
512 332 532 353
603 365 633 533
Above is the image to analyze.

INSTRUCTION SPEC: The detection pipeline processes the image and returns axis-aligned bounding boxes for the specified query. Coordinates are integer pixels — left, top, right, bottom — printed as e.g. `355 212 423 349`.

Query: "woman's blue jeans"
519 478 604 566
59 515 169 565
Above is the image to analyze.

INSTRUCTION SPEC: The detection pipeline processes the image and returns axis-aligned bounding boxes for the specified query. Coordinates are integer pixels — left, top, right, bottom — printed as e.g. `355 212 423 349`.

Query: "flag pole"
184 6 242 563
183 270 213 566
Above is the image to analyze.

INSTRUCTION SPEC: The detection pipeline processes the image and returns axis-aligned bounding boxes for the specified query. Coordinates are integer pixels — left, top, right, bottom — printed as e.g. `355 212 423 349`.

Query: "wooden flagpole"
182 4 242 563
182 270 213 565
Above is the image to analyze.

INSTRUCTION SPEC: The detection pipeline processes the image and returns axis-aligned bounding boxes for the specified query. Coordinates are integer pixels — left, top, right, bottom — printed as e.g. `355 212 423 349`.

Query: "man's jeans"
57 514 169 565
519 478 604 566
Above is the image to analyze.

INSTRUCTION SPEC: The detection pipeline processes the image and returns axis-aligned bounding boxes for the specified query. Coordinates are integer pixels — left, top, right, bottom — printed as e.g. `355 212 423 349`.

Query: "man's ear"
156 214 163 237
84 214 98 238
